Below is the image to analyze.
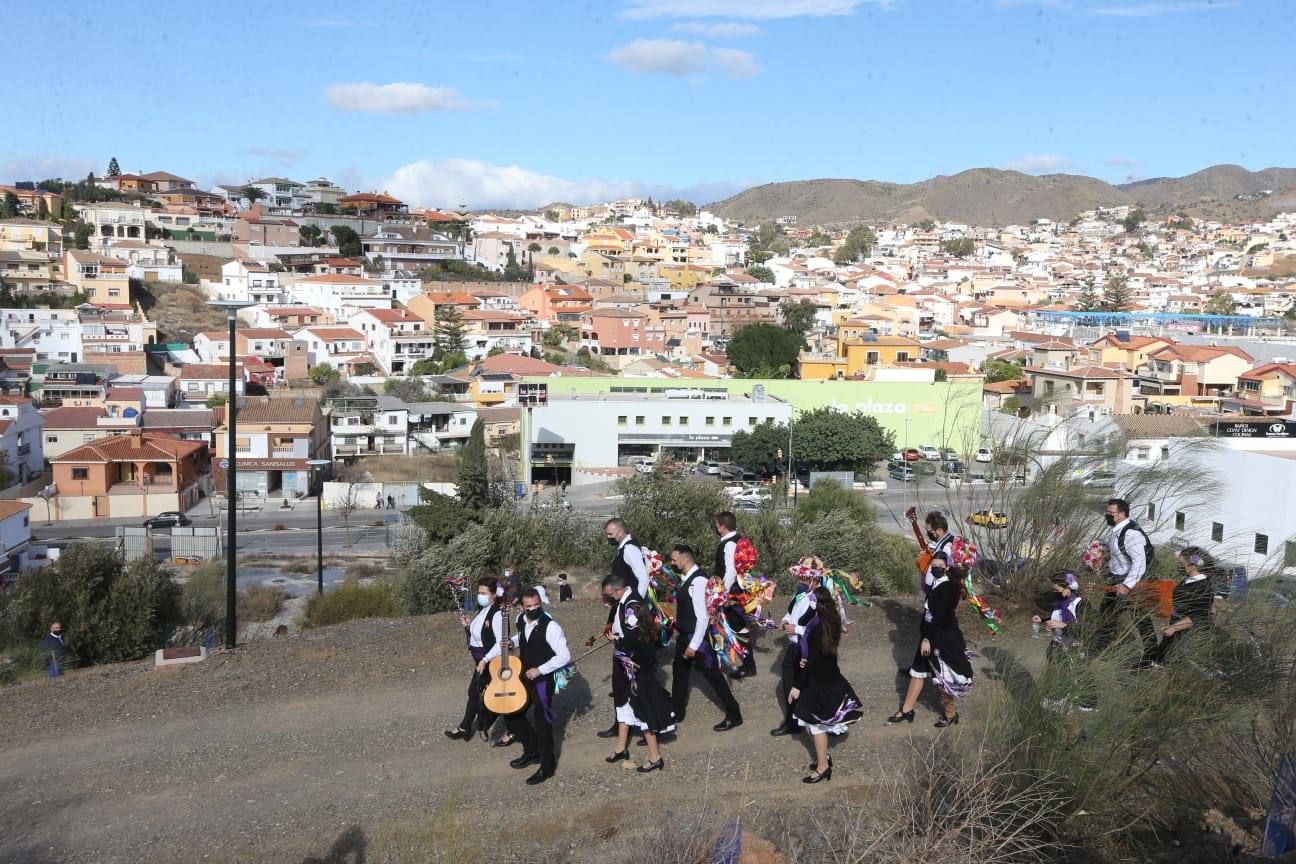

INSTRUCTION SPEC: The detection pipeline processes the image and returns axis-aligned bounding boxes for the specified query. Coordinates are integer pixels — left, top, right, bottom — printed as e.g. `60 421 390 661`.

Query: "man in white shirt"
667 545 743 731
1093 497 1157 660
605 518 650 599
501 587 572 785
770 572 821 736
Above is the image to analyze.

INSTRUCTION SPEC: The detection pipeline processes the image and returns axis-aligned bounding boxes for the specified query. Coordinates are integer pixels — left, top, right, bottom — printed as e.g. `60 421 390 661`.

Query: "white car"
697 460 722 476
632 458 655 474
974 447 994 463
918 445 941 461
732 489 771 507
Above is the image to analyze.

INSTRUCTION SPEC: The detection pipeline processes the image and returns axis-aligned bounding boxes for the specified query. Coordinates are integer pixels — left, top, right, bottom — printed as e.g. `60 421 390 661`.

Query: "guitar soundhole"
500 669 513 681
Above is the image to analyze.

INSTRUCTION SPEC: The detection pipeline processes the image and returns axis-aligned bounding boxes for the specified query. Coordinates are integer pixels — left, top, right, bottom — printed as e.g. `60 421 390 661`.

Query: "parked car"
918 445 941 461
696 460 722 476
970 509 1009 529
731 488 772 506
1081 469 1118 488
939 447 958 461
889 465 916 482
944 460 967 475
974 447 994 463
143 511 191 529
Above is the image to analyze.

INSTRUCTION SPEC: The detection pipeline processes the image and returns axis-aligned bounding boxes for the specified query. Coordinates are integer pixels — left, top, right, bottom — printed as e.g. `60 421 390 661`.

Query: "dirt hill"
708 164 1296 227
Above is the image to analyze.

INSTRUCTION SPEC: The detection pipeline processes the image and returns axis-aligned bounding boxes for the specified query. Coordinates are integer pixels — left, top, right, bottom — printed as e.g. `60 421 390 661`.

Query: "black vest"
472 605 499 652
673 568 707 634
715 534 740 588
517 613 557 671
611 538 643 596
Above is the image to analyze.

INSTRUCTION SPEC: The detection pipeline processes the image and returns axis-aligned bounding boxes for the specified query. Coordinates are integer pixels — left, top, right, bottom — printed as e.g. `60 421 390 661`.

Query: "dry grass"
237 585 288 622
355 453 458 483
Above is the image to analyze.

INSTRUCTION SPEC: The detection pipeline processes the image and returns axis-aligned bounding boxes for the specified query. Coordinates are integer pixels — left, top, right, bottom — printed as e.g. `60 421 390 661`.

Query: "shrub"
278 559 316 575
299 580 402 629
740 507 804 580
176 562 224 642
238 584 288 622
408 490 472 544
614 474 729 556
795 479 876 526
1 544 180 666
345 561 384 580
388 523 428 568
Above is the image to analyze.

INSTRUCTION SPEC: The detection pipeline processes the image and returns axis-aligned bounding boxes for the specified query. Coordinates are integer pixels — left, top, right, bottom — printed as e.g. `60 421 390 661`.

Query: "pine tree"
1077 278 1100 312
107 157 121 177
1102 273 1132 312
434 303 467 354
456 419 491 511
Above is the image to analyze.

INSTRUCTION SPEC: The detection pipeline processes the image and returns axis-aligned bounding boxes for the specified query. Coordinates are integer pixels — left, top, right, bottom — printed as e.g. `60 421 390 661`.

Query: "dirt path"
0 599 1036 863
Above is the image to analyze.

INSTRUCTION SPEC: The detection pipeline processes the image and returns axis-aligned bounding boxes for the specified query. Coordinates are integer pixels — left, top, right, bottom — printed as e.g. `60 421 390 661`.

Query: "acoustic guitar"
905 507 934 594
483 603 528 715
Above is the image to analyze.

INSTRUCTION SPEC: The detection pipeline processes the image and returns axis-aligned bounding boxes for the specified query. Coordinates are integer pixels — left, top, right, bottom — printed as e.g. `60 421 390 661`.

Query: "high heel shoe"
808 755 833 771
636 757 665 773
492 734 517 748
802 764 833 784
605 749 630 763
443 727 471 741
935 712 959 728
886 708 915 724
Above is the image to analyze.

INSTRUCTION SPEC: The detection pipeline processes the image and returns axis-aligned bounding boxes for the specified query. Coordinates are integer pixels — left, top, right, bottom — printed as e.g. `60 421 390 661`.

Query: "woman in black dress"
887 555 974 727
1148 546 1217 665
789 586 862 783
602 574 674 773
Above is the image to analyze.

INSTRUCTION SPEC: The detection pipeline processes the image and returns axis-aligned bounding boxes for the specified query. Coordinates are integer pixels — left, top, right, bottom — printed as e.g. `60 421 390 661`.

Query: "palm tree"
240 185 267 210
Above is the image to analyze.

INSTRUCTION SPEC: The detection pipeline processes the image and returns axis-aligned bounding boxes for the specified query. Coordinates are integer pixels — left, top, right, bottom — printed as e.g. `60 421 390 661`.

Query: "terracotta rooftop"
53 432 205 464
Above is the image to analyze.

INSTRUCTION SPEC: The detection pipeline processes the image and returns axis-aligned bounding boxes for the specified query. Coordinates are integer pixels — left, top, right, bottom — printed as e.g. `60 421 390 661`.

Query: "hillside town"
1 165 1296 579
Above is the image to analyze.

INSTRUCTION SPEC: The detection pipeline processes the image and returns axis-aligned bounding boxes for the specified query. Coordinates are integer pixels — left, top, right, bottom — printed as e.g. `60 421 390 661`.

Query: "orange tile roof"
53 432 205 464
0 501 32 520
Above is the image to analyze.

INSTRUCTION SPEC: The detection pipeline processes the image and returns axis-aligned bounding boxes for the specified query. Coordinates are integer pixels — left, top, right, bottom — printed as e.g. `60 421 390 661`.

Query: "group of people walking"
441 496 1221 786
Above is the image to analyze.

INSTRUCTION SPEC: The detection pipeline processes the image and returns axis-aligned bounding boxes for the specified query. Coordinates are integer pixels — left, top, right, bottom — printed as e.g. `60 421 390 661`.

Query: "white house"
209 258 284 305
348 308 436 374
0 501 36 585
0 395 45 488
289 273 392 319
76 201 149 249
294 326 369 367
0 307 83 363
103 240 183 282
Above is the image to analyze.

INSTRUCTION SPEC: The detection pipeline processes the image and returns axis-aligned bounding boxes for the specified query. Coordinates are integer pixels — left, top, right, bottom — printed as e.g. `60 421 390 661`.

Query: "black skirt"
793 675 862 734
614 652 676 734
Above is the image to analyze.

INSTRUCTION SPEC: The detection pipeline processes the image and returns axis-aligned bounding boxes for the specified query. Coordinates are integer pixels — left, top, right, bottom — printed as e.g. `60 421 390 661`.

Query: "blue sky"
2 0 1291 209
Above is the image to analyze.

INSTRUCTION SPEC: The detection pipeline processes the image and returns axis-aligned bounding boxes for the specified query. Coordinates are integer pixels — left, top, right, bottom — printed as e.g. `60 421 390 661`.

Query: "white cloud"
384 158 746 210
1002 154 1079 174
1090 0 1238 15
672 21 761 36
606 39 760 79
324 82 487 113
0 155 97 183
606 39 710 76
625 0 870 18
712 48 761 79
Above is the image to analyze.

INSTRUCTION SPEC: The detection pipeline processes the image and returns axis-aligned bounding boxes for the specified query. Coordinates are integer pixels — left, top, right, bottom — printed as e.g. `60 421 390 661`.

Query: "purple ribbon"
696 636 719 671
798 614 820 656
534 678 555 725
469 646 487 663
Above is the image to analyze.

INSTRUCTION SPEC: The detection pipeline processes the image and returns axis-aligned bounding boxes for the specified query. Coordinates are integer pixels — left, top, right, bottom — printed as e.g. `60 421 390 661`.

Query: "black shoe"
770 722 797 736
443 727 471 740
509 753 539 769
802 765 832 784
727 669 750 680
605 749 630 763
713 716 743 732
935 712 959 728
596 724 619 739
636 758 665 773
886 709 915 725
493 734 517 748
525 768 553 785
808 755 833 771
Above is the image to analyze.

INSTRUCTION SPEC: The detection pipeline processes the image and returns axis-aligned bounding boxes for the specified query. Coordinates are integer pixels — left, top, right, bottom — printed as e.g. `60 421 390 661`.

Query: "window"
236 437 252 453
661 416 671 425
1211 522 1224 543
617 415 627 426
1160 446 1170 459
766 417 775 425
82 433 95 442
46 434 58 444
1285 540 1296 569
722 417 732 426
1255 534 1269 555
748 416 757 425
635 416 645 426
1146 502 1156 520
679 416 688 426
72 467 88 479
1175 511 1185 531
705 416 715 426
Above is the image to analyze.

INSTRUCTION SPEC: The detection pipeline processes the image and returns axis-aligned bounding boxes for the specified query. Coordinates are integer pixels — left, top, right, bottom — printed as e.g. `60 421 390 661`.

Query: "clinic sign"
1212 420 1296 439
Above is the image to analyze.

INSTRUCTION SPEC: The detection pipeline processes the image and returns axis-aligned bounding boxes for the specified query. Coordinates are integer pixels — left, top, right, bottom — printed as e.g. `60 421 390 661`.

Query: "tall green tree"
308 363 341 385
664 199 697 216
983 358 1025 383
805 232 833 247
1205 291 1236 315
503 245 524 281
779 300 817 342
434 304 468 354
1076 278 1101 312
0 192 20 218
833 225 877 264
941 237 975 258
299 224 323 246
791 408 894 475
107 157 121 177
329 225 362 257
730 421 788 476
73 220 92 250
727 323 803 378
240 185 267 210
745 264 775 284
1120 208 1146 233
456 419 491 511
1102 273 1132 312
915 218 936 231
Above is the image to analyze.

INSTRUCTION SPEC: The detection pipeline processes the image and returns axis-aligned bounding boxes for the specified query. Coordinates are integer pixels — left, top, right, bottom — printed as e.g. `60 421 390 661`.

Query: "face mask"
525 608 543 621
476 595 491 608
925 529 938 541
1104 514 1117 527
606 536 619 546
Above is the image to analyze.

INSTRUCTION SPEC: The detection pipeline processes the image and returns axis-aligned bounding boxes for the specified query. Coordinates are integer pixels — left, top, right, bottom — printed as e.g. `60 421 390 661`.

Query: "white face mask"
476 595 491 608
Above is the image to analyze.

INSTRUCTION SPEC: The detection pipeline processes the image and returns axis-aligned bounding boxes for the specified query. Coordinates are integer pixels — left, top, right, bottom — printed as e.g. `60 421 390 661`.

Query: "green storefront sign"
524 376 982 449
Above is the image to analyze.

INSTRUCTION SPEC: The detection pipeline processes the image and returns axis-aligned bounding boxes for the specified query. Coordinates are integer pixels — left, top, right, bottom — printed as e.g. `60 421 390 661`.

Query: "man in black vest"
668 545 743 731
503 587 572 785
598 518 651 738
770 570 821 736
713 511 757 680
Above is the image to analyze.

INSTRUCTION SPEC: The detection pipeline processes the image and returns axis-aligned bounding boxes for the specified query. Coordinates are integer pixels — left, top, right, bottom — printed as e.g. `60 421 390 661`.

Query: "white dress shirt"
781 590 817 637
513 614 572 675
1107 518 1147 589
718 531 739 591
619 536 651 598
681 565 710 652
471 605 505 661
611 590 631 638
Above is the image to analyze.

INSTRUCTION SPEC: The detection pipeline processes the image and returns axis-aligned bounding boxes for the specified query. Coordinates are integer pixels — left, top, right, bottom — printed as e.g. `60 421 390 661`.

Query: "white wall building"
0 395 45 487
0 307 83 363
103 240 183 282
208 258 284 305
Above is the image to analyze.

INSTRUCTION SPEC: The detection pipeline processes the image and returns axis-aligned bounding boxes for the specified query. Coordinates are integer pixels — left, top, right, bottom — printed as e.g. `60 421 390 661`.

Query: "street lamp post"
208 299 254 650
307 458 331 595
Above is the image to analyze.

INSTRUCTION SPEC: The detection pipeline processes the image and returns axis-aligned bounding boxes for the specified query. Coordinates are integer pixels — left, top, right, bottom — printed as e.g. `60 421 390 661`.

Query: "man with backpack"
1092 497 1158 663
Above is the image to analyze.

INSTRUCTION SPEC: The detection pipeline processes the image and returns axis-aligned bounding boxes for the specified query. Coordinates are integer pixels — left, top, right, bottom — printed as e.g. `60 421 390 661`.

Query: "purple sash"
798 614 820 656
534 678 555 725
469 646 487 663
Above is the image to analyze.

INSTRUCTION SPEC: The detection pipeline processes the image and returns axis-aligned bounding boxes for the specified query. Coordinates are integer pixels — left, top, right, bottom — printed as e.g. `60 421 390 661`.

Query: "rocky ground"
0 598 1034 864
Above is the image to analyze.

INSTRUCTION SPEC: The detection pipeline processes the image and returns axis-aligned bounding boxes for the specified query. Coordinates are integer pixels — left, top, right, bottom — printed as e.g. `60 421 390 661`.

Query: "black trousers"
460 667 500 733
778 641 801 724
671 638 741 721
504 682 555 774
1091 592 1157 658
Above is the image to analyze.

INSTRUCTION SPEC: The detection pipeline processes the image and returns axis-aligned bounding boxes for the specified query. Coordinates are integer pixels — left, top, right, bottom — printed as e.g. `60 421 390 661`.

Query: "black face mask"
525 608 543 621
926 529 938 542
606 536 620 546
1104 514 1117 527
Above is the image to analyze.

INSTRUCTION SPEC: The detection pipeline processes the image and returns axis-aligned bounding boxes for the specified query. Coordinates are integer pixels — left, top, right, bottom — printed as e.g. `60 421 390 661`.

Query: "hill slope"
708 164 1295 226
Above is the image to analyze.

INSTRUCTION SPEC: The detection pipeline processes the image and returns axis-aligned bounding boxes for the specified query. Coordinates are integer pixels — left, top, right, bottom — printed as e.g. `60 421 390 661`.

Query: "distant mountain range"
706 165 1296 228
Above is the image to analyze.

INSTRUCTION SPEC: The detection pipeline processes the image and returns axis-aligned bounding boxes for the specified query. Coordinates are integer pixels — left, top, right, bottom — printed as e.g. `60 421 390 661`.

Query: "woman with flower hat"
887 538 975 728
770 557 824 737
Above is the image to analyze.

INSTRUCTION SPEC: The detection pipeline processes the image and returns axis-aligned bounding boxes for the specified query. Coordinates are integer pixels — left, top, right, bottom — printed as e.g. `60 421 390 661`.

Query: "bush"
238 584 287 622
795 479 876 526
388 523 428 568
299 580 402 629
614 474 729 556
345 561 384 581
1 544 180 666
178 561 225 639
408 490 471 544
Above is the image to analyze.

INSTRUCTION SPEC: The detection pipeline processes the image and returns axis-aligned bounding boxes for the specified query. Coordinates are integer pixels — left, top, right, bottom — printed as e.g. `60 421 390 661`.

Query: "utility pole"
209 299 253 650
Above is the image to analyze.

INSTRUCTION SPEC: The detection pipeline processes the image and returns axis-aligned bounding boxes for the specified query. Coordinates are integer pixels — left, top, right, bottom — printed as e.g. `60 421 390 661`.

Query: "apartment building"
0 308 82 363
50 430 207 519
212 395 330 499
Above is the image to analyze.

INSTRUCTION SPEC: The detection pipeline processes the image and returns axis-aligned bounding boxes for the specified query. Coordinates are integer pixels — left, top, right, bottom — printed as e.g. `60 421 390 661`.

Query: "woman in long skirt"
603 574 674 773
888 557 973 727
789 586 862 783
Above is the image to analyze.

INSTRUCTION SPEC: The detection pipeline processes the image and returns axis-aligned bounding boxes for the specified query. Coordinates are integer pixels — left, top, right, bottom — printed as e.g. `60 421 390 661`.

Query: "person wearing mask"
888 554 974 728
922 511 955 596
597 519 651 739
713 511 756 680
770 564 822 737
1092 498 1156 662
1148 547 1217 666
1033 572 1096 712
501 587 572 785
445 576 503 741
667 544 743 732
788 586 862 783
41 621 67 678
557 573 573 603
602 573 673 773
